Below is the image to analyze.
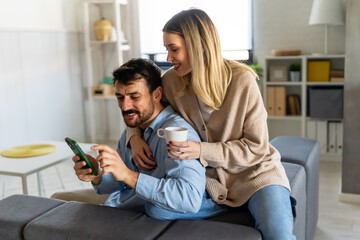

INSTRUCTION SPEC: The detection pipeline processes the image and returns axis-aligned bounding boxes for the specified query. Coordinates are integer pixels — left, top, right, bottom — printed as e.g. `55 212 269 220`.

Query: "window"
138 0 253 67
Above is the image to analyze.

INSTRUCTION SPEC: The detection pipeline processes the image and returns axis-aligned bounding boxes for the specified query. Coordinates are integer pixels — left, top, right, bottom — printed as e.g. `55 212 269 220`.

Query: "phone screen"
65 137 98 176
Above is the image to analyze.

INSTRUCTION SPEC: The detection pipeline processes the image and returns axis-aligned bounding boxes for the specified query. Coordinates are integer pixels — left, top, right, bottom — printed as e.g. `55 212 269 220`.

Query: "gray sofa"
0 136 319 240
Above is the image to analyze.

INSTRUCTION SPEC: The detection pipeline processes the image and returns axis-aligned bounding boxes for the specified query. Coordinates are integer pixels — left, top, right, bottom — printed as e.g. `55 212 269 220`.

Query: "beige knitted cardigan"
160 68 290 207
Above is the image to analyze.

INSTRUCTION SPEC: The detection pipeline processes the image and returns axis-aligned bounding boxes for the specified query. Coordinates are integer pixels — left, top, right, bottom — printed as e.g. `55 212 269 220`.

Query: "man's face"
115 78 156 130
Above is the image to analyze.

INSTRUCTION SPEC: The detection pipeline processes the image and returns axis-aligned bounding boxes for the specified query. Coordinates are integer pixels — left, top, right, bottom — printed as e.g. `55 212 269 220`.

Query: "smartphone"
65 137 98 176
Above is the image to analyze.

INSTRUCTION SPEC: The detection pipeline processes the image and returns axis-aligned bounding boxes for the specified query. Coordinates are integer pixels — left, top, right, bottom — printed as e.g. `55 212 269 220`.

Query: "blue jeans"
247 185 296 240
145 191 227 220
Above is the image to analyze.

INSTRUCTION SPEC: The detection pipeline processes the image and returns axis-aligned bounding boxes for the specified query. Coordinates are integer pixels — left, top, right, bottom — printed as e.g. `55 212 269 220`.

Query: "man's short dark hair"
112 58 162 93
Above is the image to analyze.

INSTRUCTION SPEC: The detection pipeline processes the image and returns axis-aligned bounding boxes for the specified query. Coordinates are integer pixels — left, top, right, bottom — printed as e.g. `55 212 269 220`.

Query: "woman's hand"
167 140 201 160
129 134 156 170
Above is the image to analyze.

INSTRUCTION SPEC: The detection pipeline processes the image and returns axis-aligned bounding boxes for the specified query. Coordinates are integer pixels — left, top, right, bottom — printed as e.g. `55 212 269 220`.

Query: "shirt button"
218 195 225 201
202 125 206 131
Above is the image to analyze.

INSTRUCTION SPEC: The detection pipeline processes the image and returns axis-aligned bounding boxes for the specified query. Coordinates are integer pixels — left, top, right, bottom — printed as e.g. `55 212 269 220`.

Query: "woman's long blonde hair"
163 9 257 110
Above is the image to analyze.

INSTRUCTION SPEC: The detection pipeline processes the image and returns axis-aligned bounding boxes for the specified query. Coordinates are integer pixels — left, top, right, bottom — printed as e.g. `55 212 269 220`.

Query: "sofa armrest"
271 136 320 240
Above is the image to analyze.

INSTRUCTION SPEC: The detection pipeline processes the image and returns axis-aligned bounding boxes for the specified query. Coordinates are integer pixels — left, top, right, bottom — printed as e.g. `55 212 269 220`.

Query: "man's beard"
122 103 155 128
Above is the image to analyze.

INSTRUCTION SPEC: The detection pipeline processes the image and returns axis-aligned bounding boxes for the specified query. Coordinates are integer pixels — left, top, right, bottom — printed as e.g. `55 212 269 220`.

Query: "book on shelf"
266 87 275 116
286 94 301 115
328 122 337 153
330 77 344 82
306 120 343 155
330 69 345 82
336 122 343 154
275 87 286 116
266 86 286 116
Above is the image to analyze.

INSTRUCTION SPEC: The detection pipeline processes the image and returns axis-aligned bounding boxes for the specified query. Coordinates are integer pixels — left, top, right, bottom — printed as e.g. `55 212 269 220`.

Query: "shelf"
265 55 303 60
306 117 343 121
92 95 116 100
266 82 302 86
268 116 302 120
84 0 137 142
307 54 345 59
90 40 117 45
87 0 128 5
306 82 344 86
264 54 345 147
265 54 345 162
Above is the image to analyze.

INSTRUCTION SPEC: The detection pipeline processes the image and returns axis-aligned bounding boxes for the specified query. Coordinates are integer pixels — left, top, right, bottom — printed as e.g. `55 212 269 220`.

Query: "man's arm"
136 158 205 213
135 127 205 213
90 130 205 213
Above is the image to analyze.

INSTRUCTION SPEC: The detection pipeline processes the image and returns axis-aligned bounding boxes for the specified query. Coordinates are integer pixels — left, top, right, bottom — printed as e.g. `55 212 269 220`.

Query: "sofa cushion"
0 194 65 240
157 219 262 240
207 162 306 240
24 201 172 240
208 204 254 226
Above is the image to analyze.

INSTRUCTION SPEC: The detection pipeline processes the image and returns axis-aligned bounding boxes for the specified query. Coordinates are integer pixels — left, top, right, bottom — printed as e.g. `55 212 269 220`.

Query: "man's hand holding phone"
91 144 139 189
72 154 102 185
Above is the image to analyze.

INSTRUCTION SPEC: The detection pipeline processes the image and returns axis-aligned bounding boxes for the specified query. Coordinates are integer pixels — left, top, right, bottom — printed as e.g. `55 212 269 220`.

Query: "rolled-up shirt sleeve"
93 173 126 195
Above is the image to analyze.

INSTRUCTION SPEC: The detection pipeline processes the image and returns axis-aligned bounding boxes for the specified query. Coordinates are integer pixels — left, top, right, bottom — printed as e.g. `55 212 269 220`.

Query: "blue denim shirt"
93 105 205 213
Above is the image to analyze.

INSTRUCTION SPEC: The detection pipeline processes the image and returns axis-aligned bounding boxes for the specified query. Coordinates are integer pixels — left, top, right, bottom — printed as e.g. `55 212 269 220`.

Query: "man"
72 58 225 220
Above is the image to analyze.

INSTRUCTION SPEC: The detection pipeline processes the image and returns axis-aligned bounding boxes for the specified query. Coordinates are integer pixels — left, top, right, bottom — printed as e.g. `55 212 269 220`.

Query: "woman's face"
163 32 191 77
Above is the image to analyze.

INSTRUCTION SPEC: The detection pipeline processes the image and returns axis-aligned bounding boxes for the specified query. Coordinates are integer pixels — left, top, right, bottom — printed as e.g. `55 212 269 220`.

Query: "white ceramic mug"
157 127 188 144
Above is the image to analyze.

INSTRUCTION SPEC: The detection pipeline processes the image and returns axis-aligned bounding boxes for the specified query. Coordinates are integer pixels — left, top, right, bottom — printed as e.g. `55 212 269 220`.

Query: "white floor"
314 161 360 240
0 159 360 239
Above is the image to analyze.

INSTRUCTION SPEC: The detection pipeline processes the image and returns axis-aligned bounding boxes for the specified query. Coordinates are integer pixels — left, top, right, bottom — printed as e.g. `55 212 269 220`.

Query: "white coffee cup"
157 127 188 144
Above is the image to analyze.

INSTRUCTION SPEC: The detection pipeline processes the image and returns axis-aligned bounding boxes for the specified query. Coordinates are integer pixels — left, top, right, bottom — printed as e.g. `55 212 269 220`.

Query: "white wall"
0 0 86 150
0 0 81 31
342 0 360 196
253 0 346 139
253 0 346 66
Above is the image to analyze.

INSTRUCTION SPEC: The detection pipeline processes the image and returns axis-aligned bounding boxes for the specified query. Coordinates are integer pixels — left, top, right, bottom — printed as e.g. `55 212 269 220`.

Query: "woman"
128 9 296 239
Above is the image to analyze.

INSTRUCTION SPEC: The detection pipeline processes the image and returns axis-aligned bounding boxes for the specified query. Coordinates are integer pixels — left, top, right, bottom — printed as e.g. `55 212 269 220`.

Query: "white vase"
290 71 301 82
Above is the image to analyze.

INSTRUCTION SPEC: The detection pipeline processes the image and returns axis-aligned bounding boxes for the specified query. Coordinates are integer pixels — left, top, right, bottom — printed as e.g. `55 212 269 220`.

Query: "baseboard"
338 191 360 204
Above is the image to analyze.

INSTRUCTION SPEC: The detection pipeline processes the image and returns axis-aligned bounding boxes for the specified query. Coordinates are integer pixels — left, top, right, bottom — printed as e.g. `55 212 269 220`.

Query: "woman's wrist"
129 134 141 147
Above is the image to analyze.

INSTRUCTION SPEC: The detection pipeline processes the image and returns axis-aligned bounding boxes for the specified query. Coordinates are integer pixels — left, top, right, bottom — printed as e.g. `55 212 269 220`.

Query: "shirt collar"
143 105 175 139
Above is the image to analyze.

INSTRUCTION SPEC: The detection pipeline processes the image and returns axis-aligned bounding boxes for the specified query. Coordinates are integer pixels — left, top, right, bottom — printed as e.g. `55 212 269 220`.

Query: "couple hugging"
53 9 295 240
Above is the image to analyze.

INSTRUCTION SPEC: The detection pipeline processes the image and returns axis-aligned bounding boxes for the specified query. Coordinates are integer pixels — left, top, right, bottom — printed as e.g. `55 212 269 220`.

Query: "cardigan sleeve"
198 75 275 169
125 126 142 148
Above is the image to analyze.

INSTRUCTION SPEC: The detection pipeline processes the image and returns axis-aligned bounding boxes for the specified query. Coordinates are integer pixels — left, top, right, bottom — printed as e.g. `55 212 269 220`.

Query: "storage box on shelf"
83 0 140 143
263 55 345 161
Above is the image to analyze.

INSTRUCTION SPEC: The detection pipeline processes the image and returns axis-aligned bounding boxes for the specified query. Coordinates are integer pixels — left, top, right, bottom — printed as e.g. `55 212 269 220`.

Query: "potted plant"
248 64 263 78
289 63 301 82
